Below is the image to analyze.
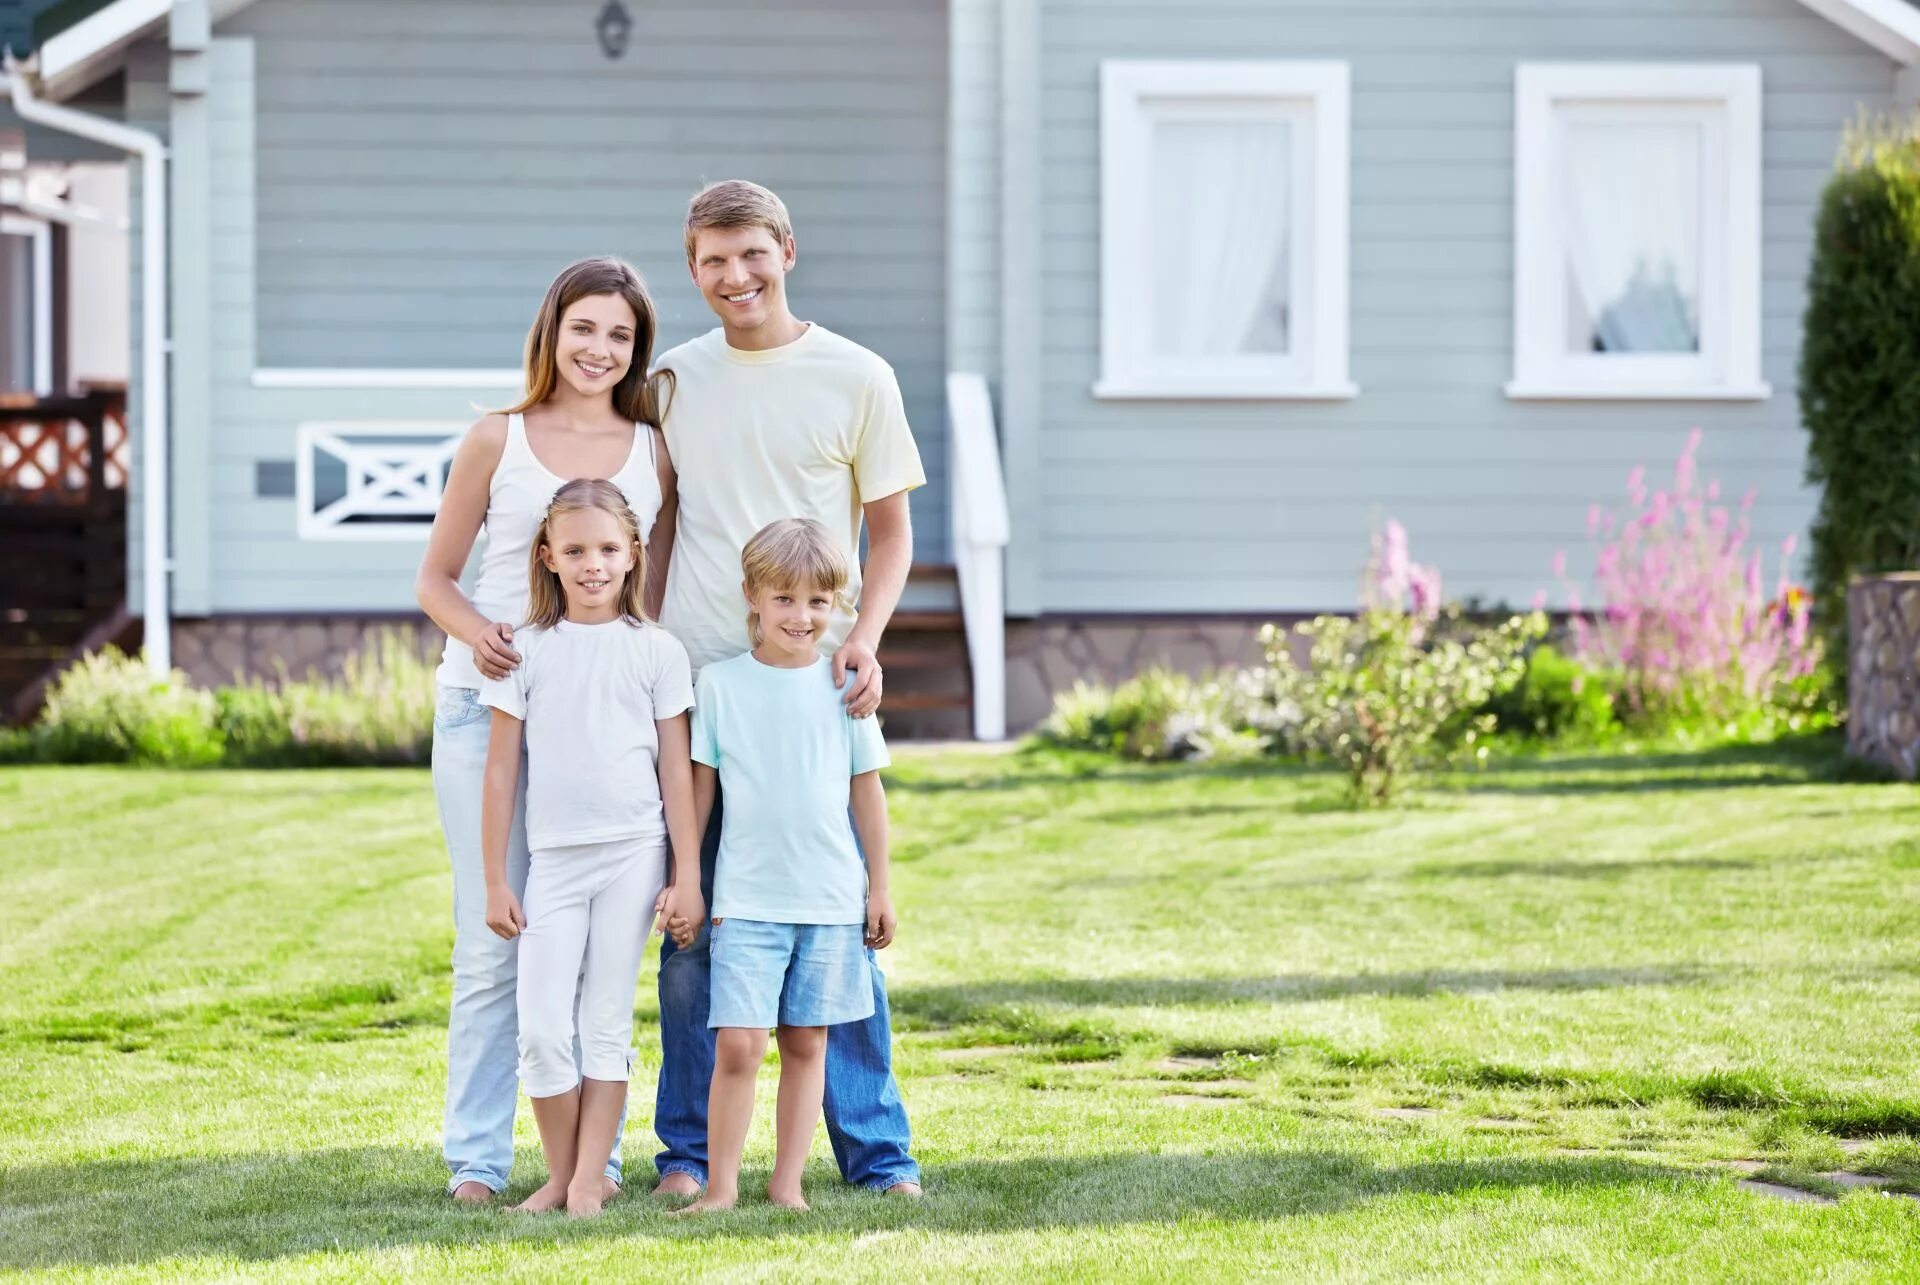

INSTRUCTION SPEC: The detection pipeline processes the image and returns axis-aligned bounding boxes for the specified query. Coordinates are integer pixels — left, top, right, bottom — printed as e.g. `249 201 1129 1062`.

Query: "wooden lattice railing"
0 390 129 503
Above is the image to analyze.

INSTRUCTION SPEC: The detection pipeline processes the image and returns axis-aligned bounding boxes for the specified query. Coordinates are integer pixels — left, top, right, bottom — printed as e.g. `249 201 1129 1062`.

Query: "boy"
674 519 897 1214
650 180 923 1198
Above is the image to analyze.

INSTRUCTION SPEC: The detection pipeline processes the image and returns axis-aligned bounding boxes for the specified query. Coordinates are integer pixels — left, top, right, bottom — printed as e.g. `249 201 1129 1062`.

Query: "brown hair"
501 257 673 426
525 479 648 630
740 518 848 647
684 180 794 263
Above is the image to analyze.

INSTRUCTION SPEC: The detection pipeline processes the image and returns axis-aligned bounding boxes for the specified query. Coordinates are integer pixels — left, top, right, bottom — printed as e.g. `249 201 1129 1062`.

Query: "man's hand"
654 883 705 949
470 621 521 681
865 889 897 950
833 635 883 718
485 884 526 940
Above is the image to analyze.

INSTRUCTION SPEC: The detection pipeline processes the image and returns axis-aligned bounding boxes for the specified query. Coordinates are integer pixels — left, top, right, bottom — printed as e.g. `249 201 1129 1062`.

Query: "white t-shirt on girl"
478 617 693 853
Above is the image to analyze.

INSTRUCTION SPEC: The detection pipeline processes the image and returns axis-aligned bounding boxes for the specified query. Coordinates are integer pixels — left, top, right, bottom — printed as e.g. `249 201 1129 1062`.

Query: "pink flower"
1408 564 1443 622
1552 550 1568 579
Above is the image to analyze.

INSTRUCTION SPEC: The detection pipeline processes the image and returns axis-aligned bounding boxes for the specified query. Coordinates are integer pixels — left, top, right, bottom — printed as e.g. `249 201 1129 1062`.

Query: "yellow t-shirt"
657 324 926 677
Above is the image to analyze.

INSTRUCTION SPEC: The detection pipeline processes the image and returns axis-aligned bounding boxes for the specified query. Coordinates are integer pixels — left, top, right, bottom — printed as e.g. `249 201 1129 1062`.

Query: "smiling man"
647 180 925 1200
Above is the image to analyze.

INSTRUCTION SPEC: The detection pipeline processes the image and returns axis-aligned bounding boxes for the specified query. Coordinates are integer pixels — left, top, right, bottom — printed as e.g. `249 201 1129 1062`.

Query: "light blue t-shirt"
691 653 889 925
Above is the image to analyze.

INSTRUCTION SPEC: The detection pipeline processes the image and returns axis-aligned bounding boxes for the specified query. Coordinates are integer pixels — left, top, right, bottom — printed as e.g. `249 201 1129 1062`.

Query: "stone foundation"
1847 574 1920 781
1005 614 1308 733
169 615 444 689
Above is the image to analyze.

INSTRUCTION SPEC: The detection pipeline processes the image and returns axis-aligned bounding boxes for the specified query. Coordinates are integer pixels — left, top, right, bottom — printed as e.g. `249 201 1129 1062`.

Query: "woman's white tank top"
435 413 661 690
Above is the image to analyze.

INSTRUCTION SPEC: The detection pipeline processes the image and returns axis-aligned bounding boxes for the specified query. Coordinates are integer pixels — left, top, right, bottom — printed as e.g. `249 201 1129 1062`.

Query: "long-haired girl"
476 478 701 1217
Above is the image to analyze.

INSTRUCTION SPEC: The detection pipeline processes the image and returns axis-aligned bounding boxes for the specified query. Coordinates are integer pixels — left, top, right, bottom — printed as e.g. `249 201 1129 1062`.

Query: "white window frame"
1095 60 1355 401
295 421 463 541
1508 63 1768 401
1 213 54 397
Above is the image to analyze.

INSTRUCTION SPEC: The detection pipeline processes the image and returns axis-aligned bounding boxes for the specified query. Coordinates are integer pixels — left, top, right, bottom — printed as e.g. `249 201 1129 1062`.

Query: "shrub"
32 648 223 766
1555 430 1821 731
1247 523 1546 805
1479 644 1621 744
222 627 437 766
1800 113 1920 680
1037 666 1248 762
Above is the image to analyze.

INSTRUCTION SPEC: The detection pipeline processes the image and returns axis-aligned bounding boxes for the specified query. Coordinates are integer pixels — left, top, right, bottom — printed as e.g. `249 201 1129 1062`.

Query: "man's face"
690 224 795 335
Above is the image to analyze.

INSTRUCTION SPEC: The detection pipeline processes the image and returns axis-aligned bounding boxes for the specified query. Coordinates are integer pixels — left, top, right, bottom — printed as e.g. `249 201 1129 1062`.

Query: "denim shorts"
708 919 875 1030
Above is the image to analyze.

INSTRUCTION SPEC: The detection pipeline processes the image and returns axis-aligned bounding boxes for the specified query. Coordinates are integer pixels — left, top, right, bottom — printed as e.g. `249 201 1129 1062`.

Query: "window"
1096 61 1354 400
296 422 462 541
0 213 52 397
1509 64 1767 400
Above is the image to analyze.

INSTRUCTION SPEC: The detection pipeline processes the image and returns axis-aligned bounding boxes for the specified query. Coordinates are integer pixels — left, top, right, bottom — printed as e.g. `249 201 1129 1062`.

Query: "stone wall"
1848 574 1920 781
1005 615 1309 733
170 615 443 689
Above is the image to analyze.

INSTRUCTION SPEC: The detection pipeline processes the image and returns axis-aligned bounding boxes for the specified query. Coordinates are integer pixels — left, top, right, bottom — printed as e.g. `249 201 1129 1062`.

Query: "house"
5 0 1918 736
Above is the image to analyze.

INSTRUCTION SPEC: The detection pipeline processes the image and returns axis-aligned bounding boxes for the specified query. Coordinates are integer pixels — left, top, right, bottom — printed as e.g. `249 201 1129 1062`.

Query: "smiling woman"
410 256 677 1204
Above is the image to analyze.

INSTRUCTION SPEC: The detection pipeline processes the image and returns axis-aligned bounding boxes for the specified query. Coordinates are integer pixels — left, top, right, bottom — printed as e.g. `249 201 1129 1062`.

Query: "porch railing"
945 372 1009 741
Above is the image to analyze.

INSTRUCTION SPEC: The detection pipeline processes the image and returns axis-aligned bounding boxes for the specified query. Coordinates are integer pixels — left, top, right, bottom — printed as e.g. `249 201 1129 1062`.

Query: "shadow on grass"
0 1145 1696 1271
1410 854 1759 881
890 967 1712 1024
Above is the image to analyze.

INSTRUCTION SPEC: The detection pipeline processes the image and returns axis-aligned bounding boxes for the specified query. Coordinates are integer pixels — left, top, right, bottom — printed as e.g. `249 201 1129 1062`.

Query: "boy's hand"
654 883 705 949
865 890 897 950
485 885 526 940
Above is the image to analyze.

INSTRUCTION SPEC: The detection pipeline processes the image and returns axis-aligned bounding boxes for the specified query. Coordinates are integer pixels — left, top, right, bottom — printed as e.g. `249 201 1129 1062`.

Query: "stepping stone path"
1376 1106 1441 1120
1822 1172 1893 1190
1739 1180 1836 1206
1162 1093 1247 1108
1470 1117 1531 1131
1155 1056 1222 1072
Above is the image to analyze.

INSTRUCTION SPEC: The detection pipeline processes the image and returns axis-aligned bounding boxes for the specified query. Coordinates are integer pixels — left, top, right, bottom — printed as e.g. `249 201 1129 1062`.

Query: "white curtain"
1560 119 1702 354
1150 118 1292 357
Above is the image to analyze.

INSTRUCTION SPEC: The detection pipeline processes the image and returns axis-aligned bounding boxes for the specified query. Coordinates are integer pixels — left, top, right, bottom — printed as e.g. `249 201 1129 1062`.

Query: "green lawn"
2 738 1917 1281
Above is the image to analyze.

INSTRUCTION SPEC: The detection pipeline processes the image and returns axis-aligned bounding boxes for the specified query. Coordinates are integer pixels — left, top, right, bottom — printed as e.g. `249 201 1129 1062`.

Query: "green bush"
1037 666 1249 762
222 627 437 766
1479 644 1621 743
1248 608 1547 805
31 648 223 766
1799 114 1920 679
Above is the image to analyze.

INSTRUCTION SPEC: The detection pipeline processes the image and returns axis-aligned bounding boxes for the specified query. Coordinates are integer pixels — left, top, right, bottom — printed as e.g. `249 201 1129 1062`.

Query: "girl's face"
745 578 834 664
541 506 636 621
553 292 638 399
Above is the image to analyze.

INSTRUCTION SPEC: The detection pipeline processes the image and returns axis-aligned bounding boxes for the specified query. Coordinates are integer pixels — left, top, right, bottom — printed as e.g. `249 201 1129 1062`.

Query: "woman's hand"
470 621 522 681
485 884 526 940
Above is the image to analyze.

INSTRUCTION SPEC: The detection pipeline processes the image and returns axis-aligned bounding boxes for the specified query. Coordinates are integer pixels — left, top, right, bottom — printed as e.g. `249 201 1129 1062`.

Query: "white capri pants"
516 834 667 1099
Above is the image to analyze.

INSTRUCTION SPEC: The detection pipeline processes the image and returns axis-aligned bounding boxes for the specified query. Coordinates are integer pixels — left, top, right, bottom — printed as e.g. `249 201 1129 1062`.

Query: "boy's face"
541 507 637 618
745 579 834 663
690 224 795 337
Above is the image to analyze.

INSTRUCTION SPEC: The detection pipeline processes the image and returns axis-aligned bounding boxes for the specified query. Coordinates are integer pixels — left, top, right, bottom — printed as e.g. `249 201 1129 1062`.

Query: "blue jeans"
654 785 920 1189
431 685 626 1194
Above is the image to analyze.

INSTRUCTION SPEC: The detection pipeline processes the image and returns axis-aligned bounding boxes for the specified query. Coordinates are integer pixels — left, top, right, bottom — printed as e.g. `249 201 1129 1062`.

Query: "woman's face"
553 292 638 399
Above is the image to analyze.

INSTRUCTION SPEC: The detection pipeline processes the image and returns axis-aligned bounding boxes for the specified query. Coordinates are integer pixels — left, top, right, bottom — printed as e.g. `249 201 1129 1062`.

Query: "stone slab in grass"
1162 1093 1248 1108
1377 1106 1442 1120
1470 1117 1532 1131
933 1045 1021 1061
1822 1172 1894 1190
1739 1180 1837 1206
1155 1055 1222 1072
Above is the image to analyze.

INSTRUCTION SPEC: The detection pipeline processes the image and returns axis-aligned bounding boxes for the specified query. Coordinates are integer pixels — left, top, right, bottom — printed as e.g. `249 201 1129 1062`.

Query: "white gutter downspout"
3 56 170 675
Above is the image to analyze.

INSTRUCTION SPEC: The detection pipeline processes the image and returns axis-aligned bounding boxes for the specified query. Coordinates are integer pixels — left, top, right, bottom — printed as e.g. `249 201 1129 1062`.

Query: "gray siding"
201 0 948 608
1032 0 1898 614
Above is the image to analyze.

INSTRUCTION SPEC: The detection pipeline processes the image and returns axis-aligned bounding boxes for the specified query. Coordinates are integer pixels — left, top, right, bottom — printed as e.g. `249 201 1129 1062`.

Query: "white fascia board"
35 0 258 100
1794 0 1920 65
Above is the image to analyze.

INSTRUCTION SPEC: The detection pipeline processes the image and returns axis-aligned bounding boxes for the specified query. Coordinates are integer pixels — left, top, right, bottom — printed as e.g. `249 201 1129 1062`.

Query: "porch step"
876 571 972 740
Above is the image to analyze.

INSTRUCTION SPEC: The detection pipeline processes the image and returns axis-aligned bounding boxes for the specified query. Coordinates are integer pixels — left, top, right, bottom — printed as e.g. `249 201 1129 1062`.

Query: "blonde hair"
740 518 848 647
684 180 794 263
500 257 674 426
526 479 647 630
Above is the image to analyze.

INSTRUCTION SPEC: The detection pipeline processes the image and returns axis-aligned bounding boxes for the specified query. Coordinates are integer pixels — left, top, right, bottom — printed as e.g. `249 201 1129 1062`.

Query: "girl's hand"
654 884 705 949
485 885 526 940
865 890 897 950
470 621 522 681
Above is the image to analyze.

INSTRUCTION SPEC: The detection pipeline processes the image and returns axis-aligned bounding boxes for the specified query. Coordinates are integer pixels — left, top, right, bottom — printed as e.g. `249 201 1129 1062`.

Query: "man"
648 179 924 1199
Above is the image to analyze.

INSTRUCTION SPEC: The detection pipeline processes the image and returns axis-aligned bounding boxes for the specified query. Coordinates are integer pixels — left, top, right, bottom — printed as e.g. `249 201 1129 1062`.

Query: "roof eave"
1794 0 1920 65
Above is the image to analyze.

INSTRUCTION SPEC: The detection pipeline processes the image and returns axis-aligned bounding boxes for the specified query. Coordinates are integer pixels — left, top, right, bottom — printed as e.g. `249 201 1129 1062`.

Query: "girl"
674 518 899 1215
478 479 701 1217
415 258 702 1204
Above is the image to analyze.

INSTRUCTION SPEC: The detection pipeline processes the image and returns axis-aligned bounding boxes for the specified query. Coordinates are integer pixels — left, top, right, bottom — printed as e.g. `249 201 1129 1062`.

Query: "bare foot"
669 1192 737 1217
653 1172 702 1201
601 1176 622 1203
884 1181 923 1199
451 1181 495 1206
509 1182 567 1214
565 1181 604 1219
767 1184 809 1211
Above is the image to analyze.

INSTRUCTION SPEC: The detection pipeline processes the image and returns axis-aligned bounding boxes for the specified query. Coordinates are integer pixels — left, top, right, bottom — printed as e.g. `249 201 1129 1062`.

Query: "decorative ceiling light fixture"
596 0 633 60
